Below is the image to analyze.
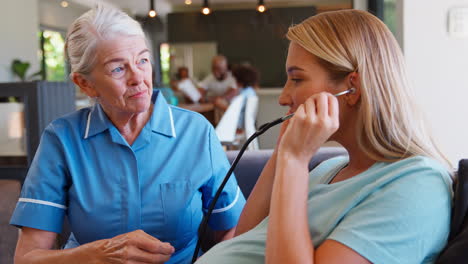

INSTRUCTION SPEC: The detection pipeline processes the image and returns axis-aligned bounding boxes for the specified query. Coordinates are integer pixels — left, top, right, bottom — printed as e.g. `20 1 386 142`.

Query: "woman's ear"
345 72 361 106
71 73 98 98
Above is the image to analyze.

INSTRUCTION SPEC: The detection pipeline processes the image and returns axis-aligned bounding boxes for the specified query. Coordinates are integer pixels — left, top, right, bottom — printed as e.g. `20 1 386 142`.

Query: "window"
384 0 397 37
39 30 67 81
160 43 171 86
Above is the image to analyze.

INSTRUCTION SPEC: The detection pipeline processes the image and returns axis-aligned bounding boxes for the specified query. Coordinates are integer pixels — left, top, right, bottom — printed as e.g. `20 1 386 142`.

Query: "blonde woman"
197 10 452 264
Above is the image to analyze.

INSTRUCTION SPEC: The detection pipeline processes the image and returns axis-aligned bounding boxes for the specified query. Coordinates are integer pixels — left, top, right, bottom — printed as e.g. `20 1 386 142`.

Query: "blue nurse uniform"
10 90 245 263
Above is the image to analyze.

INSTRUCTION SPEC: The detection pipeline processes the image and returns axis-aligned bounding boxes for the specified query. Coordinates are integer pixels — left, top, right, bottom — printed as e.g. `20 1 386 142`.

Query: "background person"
198 55 237 103
214 64 259 129
171 66 203 103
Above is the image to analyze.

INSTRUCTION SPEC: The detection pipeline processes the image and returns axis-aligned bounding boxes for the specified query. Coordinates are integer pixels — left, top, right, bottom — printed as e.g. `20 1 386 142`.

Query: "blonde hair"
287 10 450 167
65 4 145 75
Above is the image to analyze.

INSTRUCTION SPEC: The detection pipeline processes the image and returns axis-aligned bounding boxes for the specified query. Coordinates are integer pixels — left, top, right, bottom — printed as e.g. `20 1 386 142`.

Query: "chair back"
215 95 244 144
244 96 259 150
436 159 468 263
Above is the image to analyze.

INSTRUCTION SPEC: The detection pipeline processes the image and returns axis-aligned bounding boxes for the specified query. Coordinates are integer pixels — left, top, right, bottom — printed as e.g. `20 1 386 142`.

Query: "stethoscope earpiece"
333 88 355 97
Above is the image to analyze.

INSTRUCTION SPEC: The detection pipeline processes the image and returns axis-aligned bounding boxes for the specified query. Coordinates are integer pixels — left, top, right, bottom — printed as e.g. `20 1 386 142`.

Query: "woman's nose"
127 66 144 86
278 85 292 107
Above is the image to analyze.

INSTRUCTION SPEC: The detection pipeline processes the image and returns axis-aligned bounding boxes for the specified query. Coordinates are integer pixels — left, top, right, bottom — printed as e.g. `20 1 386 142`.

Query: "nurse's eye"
138 58 149 65
109 65 126 78
111 66 125 73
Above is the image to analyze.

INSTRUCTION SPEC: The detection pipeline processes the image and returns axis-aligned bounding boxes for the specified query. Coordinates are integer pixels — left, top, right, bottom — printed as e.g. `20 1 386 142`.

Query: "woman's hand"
15 228 174 264
81 229 174 264
278 92 339 164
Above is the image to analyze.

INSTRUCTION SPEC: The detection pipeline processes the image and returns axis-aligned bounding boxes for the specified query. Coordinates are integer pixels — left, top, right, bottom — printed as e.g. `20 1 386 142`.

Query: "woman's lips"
129 90 146 98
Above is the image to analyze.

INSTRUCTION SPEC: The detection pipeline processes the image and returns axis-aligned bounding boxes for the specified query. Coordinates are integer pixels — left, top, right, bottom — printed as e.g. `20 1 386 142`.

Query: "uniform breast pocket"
160 181 195 251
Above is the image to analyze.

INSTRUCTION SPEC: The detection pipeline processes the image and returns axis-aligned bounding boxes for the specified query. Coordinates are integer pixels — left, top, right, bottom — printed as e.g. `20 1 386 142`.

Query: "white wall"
0 0 39 82
39 0 88 31
353 0 367 10
403 0 468 166
0 0 87 83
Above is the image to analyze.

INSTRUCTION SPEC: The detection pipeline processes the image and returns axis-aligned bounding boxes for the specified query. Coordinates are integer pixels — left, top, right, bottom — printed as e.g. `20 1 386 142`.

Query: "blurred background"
0 0 467 177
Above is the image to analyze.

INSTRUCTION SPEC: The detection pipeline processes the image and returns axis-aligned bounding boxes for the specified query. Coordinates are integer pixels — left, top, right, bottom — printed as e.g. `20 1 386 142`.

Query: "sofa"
0 180 20 264
436 159 468 264
226 147 348 197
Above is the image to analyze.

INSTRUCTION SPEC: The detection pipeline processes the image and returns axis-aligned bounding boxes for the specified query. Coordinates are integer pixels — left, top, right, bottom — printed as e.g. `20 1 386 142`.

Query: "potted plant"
11 59 42 82
0 59 43 103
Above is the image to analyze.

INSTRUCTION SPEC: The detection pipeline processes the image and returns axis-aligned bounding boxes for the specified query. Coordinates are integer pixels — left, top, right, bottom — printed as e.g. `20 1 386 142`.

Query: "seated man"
199 55 237 103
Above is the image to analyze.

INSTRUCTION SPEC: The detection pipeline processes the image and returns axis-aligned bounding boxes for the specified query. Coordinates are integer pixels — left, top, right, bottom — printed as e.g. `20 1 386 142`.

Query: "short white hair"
65 4 146 75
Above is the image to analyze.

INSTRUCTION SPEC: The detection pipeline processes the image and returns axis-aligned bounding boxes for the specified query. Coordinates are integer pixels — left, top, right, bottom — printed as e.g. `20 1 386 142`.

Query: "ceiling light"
257 0 266 13
61 1 69 8
201 0 211 15
185 0 192 5
148 0 157 18
202 7 211 15
149 10 157 17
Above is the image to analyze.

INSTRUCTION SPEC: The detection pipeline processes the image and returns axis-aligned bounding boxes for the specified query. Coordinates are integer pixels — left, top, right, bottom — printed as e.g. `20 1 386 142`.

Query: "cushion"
436 159 468 264
227 147 347 198
0 180 21 264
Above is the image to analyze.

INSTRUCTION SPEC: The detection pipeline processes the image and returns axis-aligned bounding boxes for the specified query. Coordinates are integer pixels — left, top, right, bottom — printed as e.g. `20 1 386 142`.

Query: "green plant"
11 59 42 81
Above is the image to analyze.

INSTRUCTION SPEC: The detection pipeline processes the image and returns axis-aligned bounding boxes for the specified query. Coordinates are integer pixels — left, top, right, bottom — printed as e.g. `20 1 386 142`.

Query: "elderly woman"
197 10 452 264
10 5 245 264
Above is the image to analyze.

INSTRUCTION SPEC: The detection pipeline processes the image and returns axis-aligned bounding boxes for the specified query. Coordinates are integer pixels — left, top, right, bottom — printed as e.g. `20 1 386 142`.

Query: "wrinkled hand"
278 92 339 164
82 229 174 264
